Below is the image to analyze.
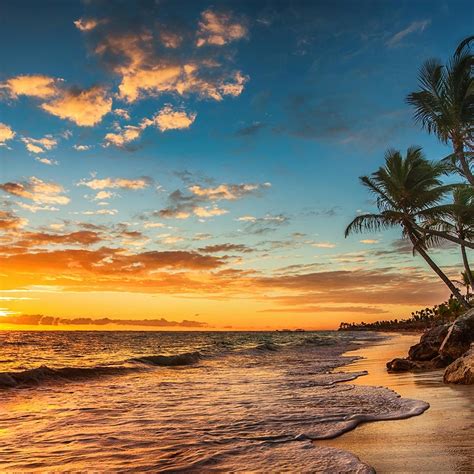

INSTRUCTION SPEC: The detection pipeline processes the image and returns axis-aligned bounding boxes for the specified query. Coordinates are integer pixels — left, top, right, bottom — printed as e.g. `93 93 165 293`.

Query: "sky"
0 0 472 330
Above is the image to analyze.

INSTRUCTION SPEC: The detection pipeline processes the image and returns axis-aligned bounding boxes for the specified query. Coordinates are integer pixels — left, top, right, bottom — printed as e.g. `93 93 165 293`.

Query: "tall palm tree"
424 185 474 289
461 270 474 298
406 36 474 186
345 147 471 309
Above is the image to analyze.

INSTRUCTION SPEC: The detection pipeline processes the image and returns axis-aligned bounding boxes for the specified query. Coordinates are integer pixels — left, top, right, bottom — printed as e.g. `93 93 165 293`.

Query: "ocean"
0 330 428 472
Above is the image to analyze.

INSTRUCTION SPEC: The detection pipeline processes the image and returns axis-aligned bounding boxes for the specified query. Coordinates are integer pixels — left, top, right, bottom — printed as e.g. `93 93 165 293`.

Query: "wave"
254 341 279 352
0 365 133 389
130 351 201 366
0 351 203 389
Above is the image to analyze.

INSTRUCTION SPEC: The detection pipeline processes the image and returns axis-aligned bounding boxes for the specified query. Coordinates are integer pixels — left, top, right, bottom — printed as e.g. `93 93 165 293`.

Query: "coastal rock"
408 323 449 361
443 346 474 384
386 358 419 372
439 309 474 361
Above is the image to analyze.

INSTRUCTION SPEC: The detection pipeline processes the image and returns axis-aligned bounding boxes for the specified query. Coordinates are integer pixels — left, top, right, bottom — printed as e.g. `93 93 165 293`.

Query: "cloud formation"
0 177 69 206
78 176 152 190
0 211 28 230
1 74 60 99
0 123 15 145
104 105 196 147
386 20 431 47
41 86 112 126
154 105 196 131
76 6 248 104
21 135 58 154
157 181 270 220
196 10 248 47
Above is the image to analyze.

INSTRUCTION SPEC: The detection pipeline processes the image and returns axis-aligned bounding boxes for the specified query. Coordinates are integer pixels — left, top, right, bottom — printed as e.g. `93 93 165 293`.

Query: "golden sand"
318 334 474 473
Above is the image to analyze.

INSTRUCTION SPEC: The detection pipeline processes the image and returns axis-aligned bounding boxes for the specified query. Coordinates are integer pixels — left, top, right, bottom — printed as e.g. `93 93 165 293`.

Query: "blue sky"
0 0 472 329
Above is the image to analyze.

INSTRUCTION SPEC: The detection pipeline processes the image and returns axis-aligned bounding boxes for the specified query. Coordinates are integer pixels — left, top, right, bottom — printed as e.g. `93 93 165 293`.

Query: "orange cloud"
90 25 247 103
74 18 101 31
196 10 248 47
0 211 28 230
0 177 69 206
21 135 58 154
1 74 60 99
104 124 146 147
154 105 196 131
104 106 196 147
16 231 102 247
193 206 228 218
41 86 112 126
0 123 15 145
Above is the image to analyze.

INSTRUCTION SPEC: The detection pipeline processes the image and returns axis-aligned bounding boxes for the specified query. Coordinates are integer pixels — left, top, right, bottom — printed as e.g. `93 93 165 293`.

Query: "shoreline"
318 333 474 473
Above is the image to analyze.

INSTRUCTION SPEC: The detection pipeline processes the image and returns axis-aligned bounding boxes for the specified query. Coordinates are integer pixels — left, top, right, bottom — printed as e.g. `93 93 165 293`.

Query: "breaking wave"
0 365 133 389
130 351 201 366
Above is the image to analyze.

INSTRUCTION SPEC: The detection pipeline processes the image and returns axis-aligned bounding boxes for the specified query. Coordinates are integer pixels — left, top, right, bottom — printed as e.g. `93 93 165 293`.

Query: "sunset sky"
0 0 472 330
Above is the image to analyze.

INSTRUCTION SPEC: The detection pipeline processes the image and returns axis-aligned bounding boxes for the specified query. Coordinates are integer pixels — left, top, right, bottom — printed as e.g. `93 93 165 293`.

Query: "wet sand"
319 334 474 473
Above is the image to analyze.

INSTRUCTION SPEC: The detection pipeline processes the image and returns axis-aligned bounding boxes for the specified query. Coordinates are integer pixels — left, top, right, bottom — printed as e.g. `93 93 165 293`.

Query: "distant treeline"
339 296 467 332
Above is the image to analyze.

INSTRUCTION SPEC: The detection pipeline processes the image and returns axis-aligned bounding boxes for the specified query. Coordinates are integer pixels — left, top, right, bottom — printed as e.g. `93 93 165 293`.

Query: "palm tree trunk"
461 244 474 289
454 142 474 187
411 223 474 250
408 232 471 310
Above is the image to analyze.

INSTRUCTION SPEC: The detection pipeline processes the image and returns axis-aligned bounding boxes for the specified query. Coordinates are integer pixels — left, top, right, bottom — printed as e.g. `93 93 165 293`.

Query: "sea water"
0 330 428 472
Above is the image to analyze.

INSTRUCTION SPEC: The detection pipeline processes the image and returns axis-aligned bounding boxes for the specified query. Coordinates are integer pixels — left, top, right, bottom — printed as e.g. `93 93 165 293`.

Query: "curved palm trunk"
461 244 474 290
408 232 471 310
454 142 474 187
411 223 474 250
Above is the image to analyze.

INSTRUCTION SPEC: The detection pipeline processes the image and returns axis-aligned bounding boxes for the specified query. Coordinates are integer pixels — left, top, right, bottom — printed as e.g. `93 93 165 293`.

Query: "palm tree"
424 185 474 289
406 36 474 186
462 270 474 298
345 147 471 309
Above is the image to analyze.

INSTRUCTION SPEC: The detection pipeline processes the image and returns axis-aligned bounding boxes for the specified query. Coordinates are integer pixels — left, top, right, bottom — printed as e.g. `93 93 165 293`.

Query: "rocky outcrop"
386 358 421 372
408 324 449 361
438 309 474 360
443 345 474 384
386 308 474 382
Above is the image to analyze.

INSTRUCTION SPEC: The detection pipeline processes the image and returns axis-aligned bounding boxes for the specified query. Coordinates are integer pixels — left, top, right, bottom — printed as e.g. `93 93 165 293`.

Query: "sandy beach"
318 334 474 473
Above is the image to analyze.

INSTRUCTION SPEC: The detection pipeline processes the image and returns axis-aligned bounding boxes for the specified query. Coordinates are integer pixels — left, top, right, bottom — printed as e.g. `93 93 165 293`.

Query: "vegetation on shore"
339 296 466 332
345 36 473 310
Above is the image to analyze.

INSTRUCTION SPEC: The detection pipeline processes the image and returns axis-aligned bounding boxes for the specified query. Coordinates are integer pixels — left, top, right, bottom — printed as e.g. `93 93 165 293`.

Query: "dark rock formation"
438 309 474 361
408 324 449 361
386 309 474 382
386 358 420 372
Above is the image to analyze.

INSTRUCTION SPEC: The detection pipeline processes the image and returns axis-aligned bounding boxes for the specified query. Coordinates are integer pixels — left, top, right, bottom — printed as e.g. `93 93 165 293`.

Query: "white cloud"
73 144 91 151
34 157 58 166
312 242 336 249
78 176 151 190
386 20 431 48
82 209 118 216
236 215 256 222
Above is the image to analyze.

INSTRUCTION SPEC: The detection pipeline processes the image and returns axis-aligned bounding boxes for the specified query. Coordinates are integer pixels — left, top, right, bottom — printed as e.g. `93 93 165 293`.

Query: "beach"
319 334 474 473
